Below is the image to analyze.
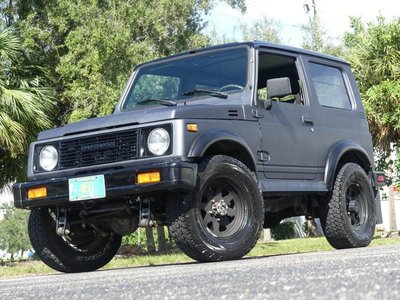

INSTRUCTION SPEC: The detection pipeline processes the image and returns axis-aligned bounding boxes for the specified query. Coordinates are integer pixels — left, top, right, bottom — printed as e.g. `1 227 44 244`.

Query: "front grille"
59 130 138 169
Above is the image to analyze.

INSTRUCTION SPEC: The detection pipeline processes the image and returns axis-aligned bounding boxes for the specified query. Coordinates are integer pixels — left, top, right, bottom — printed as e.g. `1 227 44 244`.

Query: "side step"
260 179 328 193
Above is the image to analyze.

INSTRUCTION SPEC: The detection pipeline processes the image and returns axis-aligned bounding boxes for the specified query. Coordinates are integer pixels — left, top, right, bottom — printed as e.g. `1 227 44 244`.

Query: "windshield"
122 47 249 110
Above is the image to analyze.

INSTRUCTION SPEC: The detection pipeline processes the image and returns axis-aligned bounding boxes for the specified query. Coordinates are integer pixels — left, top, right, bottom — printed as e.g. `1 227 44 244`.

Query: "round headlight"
147 128 170 155
39 145 58 171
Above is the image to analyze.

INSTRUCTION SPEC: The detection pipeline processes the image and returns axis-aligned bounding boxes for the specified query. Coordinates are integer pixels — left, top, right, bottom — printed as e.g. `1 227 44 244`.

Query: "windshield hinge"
252 109 264 119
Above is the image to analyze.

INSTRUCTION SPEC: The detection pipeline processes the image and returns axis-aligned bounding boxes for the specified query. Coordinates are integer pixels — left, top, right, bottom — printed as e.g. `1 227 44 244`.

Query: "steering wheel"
218 84 244 92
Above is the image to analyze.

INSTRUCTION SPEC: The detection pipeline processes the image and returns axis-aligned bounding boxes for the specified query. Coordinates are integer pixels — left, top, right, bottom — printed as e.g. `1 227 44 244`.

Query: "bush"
121 227 175 252
271 221 295 240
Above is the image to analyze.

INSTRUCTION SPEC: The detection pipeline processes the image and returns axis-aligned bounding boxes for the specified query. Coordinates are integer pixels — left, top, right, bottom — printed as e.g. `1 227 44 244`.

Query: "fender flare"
324 140 372 190
188 129 257 171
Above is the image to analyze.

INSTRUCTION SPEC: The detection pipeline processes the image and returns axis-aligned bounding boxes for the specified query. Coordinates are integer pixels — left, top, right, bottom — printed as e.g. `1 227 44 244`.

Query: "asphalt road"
2 244 400 299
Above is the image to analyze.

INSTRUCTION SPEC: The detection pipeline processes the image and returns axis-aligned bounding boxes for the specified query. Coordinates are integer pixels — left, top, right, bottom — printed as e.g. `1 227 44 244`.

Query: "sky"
205 0 400 46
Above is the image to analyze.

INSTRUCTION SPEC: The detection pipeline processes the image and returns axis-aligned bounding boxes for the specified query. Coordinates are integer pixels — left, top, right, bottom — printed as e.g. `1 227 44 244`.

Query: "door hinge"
257 150 270 162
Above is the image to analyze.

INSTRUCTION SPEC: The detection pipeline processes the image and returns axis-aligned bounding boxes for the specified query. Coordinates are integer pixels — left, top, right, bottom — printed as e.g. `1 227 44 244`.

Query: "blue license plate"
68 175 106 201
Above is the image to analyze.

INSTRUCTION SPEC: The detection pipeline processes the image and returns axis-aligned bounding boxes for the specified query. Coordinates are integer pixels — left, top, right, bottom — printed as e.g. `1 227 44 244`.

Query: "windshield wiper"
137 98 177 106
182 89 228 99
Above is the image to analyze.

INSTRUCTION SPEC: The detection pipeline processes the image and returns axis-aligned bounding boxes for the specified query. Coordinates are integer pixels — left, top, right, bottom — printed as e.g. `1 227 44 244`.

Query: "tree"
0 27 55 187
344 16 400 154
0 0 43 27
0 203 31 259
3 0 246 124
344 16 400 231
301 0 342 56
240 17 282 43
0 1 246 189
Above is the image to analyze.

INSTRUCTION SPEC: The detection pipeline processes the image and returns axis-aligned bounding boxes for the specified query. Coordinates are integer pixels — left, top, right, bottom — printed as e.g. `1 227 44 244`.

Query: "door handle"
302 116 314 125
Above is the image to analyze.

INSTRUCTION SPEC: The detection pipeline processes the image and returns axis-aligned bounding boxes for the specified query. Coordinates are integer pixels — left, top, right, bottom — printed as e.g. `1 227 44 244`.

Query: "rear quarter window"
309 63 351 110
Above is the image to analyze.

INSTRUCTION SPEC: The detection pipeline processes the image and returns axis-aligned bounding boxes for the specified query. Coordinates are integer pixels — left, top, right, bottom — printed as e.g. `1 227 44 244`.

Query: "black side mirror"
267 77 292 99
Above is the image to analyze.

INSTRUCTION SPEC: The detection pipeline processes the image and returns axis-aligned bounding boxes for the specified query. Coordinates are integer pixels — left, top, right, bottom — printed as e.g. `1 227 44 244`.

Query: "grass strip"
1 235 400 279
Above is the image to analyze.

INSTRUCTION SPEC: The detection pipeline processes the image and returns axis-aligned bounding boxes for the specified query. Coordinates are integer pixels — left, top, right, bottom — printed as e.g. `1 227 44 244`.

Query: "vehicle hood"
38 103 246 140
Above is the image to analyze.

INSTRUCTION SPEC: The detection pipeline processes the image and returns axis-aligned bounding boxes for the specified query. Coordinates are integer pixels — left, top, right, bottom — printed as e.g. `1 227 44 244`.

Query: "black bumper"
13 161 197 209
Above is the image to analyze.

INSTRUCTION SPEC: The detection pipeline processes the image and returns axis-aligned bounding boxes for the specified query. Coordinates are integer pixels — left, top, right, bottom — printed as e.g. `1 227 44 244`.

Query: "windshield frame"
118 45 251 112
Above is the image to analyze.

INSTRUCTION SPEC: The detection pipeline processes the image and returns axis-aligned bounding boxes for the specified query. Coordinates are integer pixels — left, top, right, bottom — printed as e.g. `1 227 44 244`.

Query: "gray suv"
13 42 385 273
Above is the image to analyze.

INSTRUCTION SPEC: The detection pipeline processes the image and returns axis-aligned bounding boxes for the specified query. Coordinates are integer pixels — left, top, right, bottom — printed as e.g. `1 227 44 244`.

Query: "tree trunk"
166 227 174 248
307 219 323 237
388 167 397 232
157 226 167 252
145 227 156 253
262 229 272 241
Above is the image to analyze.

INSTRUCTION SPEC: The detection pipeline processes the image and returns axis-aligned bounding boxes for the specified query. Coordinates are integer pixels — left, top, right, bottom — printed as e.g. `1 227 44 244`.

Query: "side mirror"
267 77 292 99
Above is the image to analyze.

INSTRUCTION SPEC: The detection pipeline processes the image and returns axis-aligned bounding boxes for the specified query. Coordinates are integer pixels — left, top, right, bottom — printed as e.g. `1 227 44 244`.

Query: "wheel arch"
324 140 372 190
188 130 257 174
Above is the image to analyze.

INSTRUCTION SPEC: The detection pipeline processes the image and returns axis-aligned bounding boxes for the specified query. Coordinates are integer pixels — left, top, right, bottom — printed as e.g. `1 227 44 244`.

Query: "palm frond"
0 27 23 63
0 27 56 187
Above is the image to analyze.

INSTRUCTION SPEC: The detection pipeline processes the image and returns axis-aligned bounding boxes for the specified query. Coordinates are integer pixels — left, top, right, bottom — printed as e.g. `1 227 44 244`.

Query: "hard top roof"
143 41 348 66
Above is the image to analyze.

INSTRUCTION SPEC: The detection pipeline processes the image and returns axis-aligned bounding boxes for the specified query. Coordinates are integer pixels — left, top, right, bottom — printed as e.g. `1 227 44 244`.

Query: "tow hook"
56 208 70 236
139 198 155 227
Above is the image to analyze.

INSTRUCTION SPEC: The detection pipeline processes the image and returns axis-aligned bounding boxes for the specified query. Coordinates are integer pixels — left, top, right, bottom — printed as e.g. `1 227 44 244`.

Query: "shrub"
271 221 295 240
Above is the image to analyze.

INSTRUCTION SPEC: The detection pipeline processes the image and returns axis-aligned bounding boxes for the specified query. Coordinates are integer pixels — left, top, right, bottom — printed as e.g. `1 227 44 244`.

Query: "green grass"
2 234 400 279
0 260 53 278
248 236 334 257
104 251 192 270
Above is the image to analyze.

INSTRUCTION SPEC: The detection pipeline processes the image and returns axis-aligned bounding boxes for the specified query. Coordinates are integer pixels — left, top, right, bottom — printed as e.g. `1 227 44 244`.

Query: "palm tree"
0 27 55 188
344 16 400 232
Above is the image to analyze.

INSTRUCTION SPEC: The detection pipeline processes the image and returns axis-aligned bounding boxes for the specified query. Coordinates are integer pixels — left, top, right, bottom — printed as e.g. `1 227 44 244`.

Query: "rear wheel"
320 163 376 249
167 155 264 262
28 208 121 273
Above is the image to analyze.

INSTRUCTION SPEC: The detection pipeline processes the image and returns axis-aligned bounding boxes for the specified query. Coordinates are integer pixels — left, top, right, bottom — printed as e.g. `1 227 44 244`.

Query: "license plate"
69 175 105 201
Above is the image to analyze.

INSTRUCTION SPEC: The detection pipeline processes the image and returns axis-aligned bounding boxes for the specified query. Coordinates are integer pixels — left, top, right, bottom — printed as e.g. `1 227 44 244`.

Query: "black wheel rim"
199 179 248 238
345 182 368 231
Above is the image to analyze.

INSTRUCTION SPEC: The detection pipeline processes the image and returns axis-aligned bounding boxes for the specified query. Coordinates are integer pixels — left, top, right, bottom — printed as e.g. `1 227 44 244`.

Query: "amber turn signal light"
137 171 161 184
187 123 198 132
28 187 48 199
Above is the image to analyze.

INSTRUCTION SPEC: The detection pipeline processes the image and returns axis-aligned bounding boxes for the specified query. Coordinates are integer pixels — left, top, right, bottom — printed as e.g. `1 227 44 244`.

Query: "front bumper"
13 161 197 209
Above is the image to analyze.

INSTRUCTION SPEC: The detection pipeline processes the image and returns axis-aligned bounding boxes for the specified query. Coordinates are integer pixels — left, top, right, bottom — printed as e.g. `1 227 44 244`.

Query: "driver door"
256 50 318 180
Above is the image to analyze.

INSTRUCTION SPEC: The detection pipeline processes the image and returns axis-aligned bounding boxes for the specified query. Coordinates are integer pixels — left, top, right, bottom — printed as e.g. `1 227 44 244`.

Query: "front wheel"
320 163 376 249
28 208 121 273
167 155 264 262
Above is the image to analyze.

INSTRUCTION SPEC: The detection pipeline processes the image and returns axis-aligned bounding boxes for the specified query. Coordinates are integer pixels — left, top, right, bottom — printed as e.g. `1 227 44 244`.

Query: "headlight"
39 145 58 171
147 128 170 155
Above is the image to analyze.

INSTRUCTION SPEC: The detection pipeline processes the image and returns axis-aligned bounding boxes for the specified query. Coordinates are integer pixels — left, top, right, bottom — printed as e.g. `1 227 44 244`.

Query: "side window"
309 63 351 110
257 52 303 105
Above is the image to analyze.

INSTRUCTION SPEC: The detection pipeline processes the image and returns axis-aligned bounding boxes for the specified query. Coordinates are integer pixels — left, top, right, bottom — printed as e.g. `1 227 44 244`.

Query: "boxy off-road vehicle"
13 42 385 273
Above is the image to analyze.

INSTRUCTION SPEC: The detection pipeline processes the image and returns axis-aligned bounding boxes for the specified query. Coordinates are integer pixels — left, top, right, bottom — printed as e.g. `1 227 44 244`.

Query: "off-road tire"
320 163 376 249
166 155 264 262
29 208 122 273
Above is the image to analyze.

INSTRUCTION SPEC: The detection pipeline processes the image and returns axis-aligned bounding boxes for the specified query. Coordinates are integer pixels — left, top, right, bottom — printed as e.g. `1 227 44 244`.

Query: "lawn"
1 235 400 279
